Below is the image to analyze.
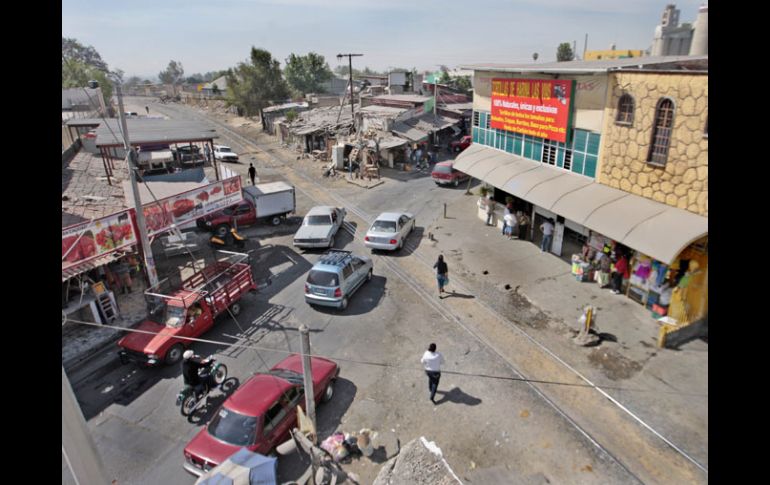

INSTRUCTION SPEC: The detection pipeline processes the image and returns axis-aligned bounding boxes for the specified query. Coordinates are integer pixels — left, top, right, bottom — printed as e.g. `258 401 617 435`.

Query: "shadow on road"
434 386 482 406
441 290 475 300
188 377 241 425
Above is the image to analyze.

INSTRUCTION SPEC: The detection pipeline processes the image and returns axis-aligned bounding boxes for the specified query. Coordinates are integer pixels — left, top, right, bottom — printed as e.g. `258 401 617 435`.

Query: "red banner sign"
490 78 574 143
62 209 137 271
141 176 243 237
62 176 244 273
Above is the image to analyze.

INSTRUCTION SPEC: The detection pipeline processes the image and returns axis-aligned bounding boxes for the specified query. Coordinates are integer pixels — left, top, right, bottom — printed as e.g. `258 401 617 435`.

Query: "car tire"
340 297 348 310
329 236 335 248
366 269 373 281
230 303 242 316
214 224 230 238
270 216 282 226
322 381 335 402
398 239 403 250
165 344 184 366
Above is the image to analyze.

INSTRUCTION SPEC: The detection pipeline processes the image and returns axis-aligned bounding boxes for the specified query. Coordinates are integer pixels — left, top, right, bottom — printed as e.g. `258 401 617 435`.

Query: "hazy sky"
62 0 706 79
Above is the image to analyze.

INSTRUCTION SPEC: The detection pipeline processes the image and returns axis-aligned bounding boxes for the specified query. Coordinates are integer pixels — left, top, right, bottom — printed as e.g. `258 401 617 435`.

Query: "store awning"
454 145 708 263
62 252 123 282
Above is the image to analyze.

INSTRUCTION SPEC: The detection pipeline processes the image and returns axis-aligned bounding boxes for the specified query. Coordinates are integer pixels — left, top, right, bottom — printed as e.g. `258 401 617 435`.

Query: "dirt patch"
587 348 643 381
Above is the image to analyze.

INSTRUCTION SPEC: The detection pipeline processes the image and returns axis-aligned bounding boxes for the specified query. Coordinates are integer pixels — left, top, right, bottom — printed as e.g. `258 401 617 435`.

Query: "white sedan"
364 212 416 251
213 145 239 163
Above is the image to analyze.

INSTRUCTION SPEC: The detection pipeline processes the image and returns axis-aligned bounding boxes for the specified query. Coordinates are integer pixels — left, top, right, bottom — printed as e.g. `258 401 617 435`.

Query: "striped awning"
454 144 708 264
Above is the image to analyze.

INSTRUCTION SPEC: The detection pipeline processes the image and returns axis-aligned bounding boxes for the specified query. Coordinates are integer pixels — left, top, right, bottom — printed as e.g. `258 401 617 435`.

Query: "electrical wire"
62 315 707 398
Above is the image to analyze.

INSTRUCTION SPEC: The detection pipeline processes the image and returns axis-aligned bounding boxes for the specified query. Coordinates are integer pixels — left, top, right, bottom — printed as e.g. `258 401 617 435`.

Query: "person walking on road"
504 211 518 240
611 251 630 294
433 254 449 297
145 106 150 115
421 343 445 404
204 144 212 163
248 163 257 185
540 218 554 252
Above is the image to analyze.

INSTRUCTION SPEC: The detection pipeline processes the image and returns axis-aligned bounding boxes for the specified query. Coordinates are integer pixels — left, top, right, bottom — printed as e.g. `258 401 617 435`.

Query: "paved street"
63 98 707 485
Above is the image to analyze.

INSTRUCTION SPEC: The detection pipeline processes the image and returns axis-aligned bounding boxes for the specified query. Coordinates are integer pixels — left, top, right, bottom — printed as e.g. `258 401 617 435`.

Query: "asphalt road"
63 98 704 485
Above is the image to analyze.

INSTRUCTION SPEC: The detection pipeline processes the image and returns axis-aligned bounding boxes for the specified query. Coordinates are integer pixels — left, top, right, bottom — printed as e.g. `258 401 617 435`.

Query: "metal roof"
371 94 432 103
461 55 708 74
454 145 707 264
94 119 217 147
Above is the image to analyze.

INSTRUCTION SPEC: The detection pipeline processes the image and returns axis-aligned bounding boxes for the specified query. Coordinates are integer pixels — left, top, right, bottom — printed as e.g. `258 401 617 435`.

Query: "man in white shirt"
540 218 555 252
420 343 445 404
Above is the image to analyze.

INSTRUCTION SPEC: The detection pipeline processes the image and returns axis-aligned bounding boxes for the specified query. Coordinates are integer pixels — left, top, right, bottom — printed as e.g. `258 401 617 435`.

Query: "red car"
450 135 472 153
183 354 339 477
431 161 470 187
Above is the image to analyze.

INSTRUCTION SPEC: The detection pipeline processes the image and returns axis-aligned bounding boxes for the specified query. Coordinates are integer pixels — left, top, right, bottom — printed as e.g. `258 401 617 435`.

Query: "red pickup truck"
118 253 257 366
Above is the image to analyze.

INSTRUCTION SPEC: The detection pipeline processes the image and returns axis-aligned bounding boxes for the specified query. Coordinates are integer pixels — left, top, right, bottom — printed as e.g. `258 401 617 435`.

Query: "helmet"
183 350 194 360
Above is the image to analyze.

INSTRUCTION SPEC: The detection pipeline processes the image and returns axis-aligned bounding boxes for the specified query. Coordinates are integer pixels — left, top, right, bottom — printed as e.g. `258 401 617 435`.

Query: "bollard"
443 203 447 219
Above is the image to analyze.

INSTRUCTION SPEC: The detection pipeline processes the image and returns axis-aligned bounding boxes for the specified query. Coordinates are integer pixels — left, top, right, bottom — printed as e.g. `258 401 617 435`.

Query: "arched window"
647 98 675 166
615 94 634 125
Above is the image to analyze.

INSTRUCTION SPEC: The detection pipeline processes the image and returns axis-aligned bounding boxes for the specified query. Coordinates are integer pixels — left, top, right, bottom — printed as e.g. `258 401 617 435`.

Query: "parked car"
450 135 472 153
293 206 346 249
364 212 415 251
431 161 470 187
305 250 373 310
197 182 296 236
183 354 339 477
214 145 239 163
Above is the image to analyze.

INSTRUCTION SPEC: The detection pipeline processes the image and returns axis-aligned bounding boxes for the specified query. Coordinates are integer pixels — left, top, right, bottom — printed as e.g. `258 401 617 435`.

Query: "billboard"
62 176 244 273
62 209 137 271
141 176 243 237
490 78 575 143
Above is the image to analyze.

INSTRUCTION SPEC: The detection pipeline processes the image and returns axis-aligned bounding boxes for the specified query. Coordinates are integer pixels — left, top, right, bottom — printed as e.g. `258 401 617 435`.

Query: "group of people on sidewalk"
480 196 531 241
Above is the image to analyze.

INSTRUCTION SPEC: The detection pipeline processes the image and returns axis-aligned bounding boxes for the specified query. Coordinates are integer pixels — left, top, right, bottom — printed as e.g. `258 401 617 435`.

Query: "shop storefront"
458 144 708 325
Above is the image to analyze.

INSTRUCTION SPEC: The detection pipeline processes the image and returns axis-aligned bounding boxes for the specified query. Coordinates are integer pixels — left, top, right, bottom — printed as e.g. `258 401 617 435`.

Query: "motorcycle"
176 358 228 417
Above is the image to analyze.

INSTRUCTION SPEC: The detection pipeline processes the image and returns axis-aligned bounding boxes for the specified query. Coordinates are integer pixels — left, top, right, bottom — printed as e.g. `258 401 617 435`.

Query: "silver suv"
304 250 373 310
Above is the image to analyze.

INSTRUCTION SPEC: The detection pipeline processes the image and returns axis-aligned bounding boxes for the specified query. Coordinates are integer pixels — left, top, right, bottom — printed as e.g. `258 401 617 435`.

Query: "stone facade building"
600 70 708 216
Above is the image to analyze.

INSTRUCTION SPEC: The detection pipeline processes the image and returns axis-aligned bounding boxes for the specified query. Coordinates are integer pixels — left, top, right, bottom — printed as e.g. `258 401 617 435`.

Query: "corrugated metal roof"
372 94 432 103
95 119 217 147
391 122 428 142
62 251 124 282
461 55 708 74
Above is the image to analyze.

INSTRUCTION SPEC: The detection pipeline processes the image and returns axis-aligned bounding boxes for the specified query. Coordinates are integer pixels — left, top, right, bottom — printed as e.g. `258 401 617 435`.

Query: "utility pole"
337 53 363 131
116 83 160 286
299 325 317 443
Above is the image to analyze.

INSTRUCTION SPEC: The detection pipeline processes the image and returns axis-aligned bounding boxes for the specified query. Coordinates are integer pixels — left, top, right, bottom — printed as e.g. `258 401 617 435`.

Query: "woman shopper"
433 255 449 297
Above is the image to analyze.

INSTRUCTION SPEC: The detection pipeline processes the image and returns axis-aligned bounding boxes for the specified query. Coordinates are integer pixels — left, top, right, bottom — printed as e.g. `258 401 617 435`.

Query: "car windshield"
165 305 186 328
433 165 452 174
372 220 397 233
307 270 339 287
208 407 258 446
218 147 232 153
306 215 332 225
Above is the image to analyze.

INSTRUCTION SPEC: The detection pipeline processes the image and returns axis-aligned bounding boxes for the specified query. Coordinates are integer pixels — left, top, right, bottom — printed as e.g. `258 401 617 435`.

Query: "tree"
159 60 185 85
225 47 289 129
438 70 452 84
452 76 473 94
283 52 333 96
557 43 574 62
62 37 108 72
186 73 205 84
62 37 115 101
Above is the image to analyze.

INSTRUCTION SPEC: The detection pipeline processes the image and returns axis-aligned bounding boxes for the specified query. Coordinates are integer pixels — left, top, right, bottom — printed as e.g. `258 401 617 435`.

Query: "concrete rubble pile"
373 437 462 485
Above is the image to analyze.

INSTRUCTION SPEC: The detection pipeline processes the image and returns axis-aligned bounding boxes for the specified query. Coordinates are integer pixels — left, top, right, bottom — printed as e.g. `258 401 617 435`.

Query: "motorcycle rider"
182 350 212 398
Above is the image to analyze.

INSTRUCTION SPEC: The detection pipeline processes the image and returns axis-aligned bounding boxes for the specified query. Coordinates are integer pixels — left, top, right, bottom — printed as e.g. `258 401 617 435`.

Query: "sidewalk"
416 192 708 468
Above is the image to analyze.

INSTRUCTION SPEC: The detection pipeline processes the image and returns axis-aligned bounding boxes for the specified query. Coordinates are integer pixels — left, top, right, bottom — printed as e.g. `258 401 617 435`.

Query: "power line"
62 316 707 398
